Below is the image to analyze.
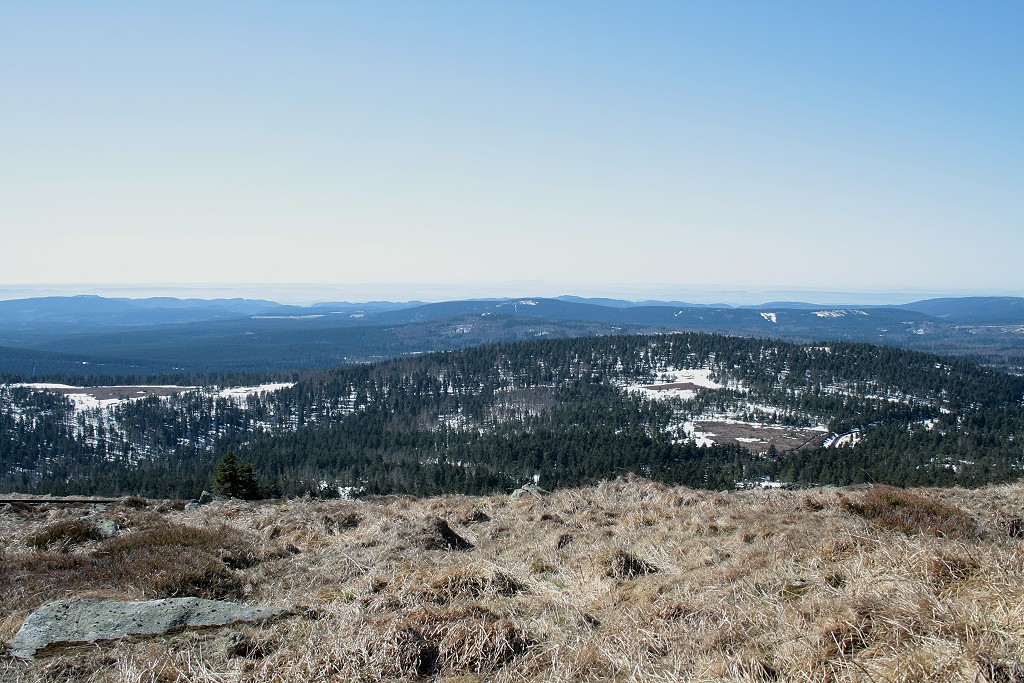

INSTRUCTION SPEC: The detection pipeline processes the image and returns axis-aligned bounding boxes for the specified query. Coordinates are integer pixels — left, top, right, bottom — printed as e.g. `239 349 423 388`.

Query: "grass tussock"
360 603 532 678
604 549 659 579
2 480 1024 682
840 485 979 538
2 516 276 622
25 519 104 551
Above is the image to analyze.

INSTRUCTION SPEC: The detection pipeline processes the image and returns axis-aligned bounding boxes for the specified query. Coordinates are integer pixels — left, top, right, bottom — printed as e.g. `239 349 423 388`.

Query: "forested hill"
3 333 1023 498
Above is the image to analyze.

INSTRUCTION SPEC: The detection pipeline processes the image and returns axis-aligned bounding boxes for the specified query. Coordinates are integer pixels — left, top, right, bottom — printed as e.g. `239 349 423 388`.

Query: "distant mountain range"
0 294 1022 377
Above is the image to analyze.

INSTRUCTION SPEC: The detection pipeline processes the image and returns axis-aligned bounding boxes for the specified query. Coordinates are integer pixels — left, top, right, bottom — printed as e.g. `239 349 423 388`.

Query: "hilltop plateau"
2 478 1023 682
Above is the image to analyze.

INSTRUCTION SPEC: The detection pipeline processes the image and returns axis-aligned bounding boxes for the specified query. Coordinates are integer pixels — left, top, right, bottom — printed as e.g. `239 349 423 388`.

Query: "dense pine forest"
2 333 1023 498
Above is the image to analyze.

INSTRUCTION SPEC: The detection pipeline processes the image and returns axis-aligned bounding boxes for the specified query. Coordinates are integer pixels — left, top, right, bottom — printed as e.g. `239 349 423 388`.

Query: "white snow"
436 413 468 429
823 430 861 448
681 421 716 447
624 368 724 401
12 384 198 411
760 312 777 324
215 382 294 401
654 368 723 388
252 314 325 319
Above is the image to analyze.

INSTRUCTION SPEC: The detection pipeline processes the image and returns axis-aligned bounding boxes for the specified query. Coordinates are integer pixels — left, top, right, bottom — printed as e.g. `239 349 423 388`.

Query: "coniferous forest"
2 332 1022 498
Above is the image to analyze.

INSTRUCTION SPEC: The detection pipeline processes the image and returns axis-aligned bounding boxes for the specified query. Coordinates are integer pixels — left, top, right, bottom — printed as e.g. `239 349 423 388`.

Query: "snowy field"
11 384 197 410
623 368 724 401
8 382 295 415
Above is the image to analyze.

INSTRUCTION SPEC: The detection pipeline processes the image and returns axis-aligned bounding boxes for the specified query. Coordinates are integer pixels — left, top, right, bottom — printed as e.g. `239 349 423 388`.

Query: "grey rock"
93 518 118 538
9 597 289 660
184 490 215 510
510 483 549 500
1 503 12 513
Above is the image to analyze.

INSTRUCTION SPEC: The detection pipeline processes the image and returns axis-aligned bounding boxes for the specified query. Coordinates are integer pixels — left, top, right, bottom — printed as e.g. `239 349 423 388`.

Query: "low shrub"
98 521 254 565
4 520 262 610
94 521 260 598
840 485 978 538
25 519 104 551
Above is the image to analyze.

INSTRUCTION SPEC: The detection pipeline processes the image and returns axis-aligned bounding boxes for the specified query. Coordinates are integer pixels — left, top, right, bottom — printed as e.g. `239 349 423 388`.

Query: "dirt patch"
640 382 702 391
693 421 828 453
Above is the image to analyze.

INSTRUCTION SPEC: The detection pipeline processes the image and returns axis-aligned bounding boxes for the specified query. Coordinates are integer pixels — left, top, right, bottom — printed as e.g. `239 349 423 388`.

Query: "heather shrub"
26 519 104 551
840 485 978 538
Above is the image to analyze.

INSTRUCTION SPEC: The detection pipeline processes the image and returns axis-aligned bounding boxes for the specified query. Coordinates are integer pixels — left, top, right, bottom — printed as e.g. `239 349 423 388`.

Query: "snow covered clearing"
760 312 777 324
677 419 829 452
251 314 325 319
12 384 197 411
813 310 868 318
215 383 295 401
623 368 724 401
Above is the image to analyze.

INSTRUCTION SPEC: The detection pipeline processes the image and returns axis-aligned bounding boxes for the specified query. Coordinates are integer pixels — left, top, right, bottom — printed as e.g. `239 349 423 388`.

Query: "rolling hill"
2 295 1024 377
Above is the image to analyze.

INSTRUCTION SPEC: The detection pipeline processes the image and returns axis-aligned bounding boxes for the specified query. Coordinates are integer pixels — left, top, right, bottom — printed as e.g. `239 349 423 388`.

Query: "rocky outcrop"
510 484 549 500
9 597 289 660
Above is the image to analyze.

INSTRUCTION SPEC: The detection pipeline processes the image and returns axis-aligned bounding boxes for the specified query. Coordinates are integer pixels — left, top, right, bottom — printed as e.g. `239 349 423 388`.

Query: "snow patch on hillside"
682 421 717 447
13 384 197 411
216 383 295 401
623 368 724 401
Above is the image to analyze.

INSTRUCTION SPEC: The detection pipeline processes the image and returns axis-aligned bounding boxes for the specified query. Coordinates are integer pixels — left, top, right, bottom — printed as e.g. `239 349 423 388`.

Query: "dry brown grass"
24 519 105 551
2 479 1024 681
839 485 979 538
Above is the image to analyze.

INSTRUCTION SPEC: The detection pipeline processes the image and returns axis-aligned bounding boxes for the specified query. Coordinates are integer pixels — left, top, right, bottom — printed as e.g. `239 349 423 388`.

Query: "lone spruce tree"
212 452 261 500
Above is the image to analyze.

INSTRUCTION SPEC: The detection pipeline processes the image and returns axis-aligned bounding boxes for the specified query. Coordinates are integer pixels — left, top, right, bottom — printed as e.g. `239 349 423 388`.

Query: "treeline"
2 333 1023 498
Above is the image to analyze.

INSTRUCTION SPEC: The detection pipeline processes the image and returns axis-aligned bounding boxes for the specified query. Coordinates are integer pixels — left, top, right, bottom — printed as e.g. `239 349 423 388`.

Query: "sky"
1 1 1022 304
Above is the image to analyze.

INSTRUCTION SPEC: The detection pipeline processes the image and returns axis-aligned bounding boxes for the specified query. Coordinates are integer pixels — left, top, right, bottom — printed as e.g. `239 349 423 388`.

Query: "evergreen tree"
212 451 261 499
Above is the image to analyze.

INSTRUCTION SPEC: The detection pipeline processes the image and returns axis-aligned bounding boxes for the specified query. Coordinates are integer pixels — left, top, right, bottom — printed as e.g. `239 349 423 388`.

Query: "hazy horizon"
0 282 1018 308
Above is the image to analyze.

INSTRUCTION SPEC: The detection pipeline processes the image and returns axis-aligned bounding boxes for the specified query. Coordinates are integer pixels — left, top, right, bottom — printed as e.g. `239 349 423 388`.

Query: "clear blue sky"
1 1 1021 302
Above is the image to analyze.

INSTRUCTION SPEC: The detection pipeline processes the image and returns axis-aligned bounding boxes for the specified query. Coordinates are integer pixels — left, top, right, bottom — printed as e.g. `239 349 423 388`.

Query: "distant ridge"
897 297 1024 323
1 294 1023 376
742 301 839 310
554 295 730 309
